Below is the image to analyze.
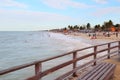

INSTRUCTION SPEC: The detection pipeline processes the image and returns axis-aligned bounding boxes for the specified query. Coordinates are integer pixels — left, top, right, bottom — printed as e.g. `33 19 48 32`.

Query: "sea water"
0 31 106 80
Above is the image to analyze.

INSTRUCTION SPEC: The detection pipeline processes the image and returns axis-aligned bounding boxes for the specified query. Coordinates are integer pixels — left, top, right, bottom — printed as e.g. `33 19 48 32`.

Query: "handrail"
0 41 120 80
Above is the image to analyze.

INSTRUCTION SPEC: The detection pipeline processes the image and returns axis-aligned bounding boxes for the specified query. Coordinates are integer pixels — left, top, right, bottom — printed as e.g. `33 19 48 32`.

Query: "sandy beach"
63 32 120 42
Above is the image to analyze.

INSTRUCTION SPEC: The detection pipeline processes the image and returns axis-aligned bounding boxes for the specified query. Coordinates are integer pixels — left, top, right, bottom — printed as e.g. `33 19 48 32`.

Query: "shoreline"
50 31 119 46
51 31 120 43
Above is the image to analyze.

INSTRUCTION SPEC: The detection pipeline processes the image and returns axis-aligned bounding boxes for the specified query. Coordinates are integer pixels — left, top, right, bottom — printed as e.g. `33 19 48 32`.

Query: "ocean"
0 31 108 80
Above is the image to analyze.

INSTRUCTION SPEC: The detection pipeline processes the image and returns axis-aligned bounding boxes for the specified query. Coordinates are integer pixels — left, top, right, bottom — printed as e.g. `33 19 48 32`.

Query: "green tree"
94 24 101 31
68 25 73 30
104 20 114 31
63 27 67 30
108 20 113 26
115 24 120 30
94 25 98 31
68 25 71 29
101 25 105 31
80 26 83 30
86 23 91 30
104 22 110 31
97 24 101 31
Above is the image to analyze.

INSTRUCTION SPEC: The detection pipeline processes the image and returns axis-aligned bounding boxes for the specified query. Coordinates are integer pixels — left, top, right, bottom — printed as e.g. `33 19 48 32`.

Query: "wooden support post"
35 63 42 80
73 52 77 77
118 41 120 54
108 43 110 59
118 41 120 56
35 63 41 75
94 46 97 65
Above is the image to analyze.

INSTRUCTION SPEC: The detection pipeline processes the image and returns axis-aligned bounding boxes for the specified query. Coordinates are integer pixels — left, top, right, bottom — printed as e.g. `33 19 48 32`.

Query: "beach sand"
63 32 120 44
68 32 119 40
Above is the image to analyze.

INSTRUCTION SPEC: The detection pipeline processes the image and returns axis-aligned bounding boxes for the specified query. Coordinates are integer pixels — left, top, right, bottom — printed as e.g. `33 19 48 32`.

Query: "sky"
0 0 120 31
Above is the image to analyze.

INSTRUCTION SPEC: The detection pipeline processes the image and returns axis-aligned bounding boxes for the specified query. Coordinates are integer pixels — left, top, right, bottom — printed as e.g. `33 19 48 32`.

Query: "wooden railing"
0 41 120 80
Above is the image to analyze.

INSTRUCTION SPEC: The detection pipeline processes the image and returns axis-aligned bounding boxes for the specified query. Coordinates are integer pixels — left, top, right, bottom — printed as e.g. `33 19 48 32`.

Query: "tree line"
63 20 120 32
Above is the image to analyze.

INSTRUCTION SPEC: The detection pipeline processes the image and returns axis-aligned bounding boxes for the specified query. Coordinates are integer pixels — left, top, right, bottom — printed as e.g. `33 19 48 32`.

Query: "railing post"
94 46 97 65
73 52 77 77
108 43 111 59
118 41 120 54
35 63 41 80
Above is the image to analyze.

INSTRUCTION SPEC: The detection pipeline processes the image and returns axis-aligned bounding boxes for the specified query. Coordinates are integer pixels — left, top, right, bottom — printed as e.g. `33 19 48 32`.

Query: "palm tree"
86 23 91 30
115 24 120 31
101 25 105 31
94 24 101 31
80 26 83 30
108 20 113 26
68 25 73 30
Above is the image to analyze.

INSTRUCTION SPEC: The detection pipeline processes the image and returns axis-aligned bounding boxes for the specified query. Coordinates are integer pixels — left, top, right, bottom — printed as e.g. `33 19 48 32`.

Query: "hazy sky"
0 0 120 31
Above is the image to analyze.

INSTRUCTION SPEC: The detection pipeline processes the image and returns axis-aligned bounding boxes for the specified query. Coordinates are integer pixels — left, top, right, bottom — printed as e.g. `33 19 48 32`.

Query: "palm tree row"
63 20 120 32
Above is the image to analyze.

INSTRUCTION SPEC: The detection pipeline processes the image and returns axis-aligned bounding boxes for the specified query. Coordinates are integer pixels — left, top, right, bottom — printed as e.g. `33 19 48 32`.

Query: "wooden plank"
0 61 38 75
95 41 118 47
79 63 105 80
99 64 116 80
78 63 116 80
96 48 108 53
56 58 100 80
82 63 109 80
96 46 118 54
110 45 119 49
93 63 113 80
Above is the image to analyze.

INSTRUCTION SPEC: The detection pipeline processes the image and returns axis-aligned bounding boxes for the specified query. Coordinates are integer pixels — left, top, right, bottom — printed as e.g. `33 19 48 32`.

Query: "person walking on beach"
116 32 118 37
91 33 96 39
88 33 91 37
107 32 110 37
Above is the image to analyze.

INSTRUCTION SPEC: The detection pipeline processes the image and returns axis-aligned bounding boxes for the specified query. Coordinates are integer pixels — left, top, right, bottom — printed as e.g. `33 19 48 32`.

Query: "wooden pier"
0 41 120 80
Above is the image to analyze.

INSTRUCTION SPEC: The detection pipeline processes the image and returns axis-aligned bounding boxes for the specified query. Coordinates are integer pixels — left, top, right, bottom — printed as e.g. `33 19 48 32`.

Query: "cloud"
41 0 93 9
92 7 120 17
0 9 73 21
0 9 77 30
93 0 108 4
117 0 120 2
0 0 28 8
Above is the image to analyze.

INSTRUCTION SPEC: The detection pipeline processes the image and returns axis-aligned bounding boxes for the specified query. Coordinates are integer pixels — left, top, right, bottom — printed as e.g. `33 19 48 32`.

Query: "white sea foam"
49 32 91 49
